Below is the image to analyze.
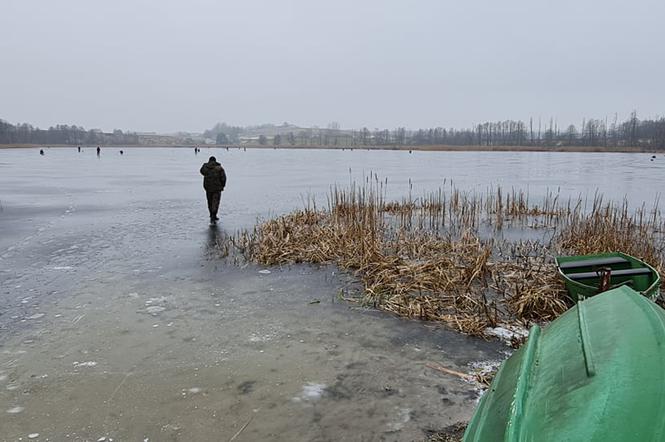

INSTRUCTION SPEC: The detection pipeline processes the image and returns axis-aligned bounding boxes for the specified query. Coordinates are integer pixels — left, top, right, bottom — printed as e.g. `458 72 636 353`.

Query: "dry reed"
225 181 664 337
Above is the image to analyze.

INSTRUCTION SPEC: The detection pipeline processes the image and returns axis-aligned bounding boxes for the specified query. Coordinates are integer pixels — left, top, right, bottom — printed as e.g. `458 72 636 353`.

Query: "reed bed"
226 181 665 337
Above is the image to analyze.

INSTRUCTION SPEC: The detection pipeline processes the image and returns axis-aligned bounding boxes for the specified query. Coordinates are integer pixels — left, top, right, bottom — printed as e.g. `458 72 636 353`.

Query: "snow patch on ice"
293 383 326 402
485 324 530 346
248 332 276 343
145 296 167 305
73 361 97 368
465 358 510 402
146 306 166 314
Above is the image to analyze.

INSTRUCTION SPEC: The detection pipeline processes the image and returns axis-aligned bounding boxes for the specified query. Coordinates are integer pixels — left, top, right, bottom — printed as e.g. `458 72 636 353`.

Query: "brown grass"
226 182 664 337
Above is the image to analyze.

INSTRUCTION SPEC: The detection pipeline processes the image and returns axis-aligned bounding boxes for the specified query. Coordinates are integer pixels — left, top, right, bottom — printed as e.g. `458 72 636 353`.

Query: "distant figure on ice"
194 147 198 154
39 149 44 155
78 146 81 152
96 146 101 156
120 150 124 155
200 156 227 224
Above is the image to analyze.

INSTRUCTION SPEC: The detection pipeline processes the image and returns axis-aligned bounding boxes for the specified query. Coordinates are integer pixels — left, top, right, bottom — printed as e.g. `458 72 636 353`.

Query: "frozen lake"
0 146 662 440
1 147 662 237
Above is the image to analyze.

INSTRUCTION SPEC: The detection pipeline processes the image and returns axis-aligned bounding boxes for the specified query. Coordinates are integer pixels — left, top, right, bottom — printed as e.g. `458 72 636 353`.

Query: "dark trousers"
206 191 221 219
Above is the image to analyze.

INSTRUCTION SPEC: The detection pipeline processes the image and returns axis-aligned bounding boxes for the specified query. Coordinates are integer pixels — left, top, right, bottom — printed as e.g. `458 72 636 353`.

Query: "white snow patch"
73 361 97 368
146 306 166 314
258 269 271 274
52 266 74 270
7 406 24 414
27 313 45 320
28 434 40 439
187 387 202 394
465 359 509 402
145 296 167 305
248 332 276 343
485 324 530 346
468 360 504 380
299 383 326 401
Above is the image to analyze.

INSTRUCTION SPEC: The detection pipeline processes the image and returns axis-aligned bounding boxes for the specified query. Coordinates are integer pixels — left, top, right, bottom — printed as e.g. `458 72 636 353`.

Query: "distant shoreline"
0 143 661 154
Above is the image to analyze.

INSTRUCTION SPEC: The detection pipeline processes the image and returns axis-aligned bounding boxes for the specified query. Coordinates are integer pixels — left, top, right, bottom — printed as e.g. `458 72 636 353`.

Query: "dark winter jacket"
200 160 227 192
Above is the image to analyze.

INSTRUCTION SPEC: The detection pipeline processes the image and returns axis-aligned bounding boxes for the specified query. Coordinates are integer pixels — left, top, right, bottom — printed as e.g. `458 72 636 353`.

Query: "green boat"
464 286 665 442
555 252 660 301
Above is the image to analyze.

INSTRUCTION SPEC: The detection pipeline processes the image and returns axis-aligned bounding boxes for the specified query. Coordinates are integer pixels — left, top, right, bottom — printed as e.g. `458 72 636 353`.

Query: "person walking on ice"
200 156 227 224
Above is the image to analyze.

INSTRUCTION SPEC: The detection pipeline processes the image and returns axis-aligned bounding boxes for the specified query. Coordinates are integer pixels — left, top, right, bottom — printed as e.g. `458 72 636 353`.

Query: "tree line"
207 113 665 149
0 120 139 145
4 112 665 149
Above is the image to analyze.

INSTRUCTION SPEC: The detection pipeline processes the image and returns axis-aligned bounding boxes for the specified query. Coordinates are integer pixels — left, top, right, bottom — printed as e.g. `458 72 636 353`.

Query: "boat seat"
558 256 629 270
567 268 652 281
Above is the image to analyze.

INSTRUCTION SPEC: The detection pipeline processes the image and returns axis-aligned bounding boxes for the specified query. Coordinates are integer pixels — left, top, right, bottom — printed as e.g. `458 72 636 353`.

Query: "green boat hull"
555 252 660 301
464 286 665 442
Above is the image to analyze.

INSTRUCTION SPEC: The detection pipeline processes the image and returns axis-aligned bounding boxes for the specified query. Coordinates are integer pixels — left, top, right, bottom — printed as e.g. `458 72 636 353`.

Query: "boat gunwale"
555 252 661 300
505 325 541 441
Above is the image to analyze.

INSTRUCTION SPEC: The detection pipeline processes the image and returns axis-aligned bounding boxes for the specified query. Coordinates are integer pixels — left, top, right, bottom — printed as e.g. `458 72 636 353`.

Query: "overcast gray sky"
1 0 664 133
